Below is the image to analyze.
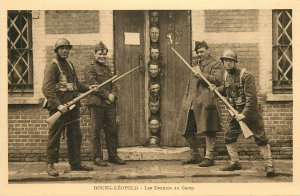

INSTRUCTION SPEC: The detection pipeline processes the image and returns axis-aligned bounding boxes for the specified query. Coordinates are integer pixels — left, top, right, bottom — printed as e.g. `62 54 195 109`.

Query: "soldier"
176 41 222 167
217 49 274 177
84 41 126 166
42 38 94 176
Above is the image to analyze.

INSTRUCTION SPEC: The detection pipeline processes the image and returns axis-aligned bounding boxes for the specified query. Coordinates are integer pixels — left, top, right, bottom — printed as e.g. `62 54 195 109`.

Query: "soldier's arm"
83 65 110 99
198 61 223 86
42 62 61 109
241 72 257 118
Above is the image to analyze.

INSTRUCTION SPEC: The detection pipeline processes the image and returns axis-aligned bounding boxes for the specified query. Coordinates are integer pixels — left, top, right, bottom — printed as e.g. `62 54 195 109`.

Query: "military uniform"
176 53 222 166
218 49 274 177
220 68 268 145
84 60 122 164
42 56 90 166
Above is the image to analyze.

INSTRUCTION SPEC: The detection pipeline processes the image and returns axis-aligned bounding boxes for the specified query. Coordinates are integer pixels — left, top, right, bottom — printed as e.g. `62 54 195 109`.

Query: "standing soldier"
42 38 94 176
218 49 274 177
84 41 126 166
176 41 222 167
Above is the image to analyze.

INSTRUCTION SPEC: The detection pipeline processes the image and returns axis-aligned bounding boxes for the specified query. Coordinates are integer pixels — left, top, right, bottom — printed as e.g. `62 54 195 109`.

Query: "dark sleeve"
241 72 258 117
42 62 61 109
200 61 223 87
110 82 119 99
84 65 110 99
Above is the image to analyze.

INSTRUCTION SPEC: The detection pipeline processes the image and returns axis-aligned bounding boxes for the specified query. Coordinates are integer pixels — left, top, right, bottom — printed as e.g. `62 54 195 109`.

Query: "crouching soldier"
217 49 275 177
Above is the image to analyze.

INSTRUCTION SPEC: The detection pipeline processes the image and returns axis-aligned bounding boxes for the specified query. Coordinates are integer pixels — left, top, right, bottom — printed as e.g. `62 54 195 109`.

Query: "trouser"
90 106 118 160
224 117 268 146
183 110 216 159
224 117 273 166
46 107 82 165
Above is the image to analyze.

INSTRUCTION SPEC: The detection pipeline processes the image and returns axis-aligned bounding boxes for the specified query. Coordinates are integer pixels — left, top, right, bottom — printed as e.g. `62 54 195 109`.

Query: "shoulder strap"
66 60 74 71
52 58 63 74
239 68 246 84
224 70 228 82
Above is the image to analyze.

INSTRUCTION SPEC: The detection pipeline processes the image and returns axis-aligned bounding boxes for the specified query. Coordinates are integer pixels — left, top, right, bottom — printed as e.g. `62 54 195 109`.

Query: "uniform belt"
56 83 77 91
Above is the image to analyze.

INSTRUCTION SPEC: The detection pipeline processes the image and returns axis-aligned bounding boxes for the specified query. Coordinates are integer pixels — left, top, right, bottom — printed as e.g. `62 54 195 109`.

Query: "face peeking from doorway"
149 63 160 78
149 82 160 96
150 26 159 43
149 100 160 114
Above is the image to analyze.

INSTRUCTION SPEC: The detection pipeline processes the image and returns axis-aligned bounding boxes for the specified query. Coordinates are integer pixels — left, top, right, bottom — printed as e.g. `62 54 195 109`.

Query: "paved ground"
8 160 292 183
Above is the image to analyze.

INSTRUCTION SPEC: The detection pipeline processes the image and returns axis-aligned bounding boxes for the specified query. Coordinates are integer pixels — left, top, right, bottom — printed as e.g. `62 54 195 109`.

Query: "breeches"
224 117 268 145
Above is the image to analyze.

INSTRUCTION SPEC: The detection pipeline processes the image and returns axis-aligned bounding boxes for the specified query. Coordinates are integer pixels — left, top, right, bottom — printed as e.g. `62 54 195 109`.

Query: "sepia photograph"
1 0 299 195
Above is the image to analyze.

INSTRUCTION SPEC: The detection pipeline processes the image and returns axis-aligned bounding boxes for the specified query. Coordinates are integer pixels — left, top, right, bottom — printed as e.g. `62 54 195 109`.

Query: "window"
8 10 33 96
272 10 292 94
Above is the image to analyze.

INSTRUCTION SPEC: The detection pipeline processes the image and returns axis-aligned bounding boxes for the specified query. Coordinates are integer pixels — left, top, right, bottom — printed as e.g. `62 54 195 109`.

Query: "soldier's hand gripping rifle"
167 34 253 139
46 65 143 129
46 75 118 129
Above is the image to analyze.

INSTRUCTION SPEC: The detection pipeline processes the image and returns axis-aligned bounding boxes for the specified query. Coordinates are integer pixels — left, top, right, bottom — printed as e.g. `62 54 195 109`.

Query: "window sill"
266 94 293 102
8 97 44 105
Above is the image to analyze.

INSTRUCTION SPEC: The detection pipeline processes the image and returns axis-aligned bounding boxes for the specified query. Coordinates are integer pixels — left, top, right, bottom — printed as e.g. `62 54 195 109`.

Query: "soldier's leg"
251 119 275 177
66 108 82 165
182 110 202 165
90 106 107 166
45 110 62 176
221 118 242 171
199 131 216 167
67 108 93 171
104 107 125 165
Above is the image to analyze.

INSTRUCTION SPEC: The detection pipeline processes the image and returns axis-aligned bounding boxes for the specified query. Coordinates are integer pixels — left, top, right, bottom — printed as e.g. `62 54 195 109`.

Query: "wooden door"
114 11 146 146
159 11 191 146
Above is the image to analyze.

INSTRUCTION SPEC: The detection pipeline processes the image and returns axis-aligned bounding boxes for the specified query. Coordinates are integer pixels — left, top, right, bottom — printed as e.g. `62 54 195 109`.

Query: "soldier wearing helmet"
176 41 222 167
218 49 275 177
84 41 125 166
42 38 95 176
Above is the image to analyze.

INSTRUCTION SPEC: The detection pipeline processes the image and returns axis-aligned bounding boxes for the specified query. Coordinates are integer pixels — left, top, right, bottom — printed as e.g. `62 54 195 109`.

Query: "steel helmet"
220 49 238 62
54 38 72 53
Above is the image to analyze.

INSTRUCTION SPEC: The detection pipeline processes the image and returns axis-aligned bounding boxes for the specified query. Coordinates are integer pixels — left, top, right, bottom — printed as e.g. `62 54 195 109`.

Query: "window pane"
7 10 33 95
272 10 292 94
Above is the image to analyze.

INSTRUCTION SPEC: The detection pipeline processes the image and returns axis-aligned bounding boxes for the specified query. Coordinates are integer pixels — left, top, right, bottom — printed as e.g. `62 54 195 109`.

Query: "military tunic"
84 61 119 160
42 56 90 165
218 68 268 145
176 56 222 136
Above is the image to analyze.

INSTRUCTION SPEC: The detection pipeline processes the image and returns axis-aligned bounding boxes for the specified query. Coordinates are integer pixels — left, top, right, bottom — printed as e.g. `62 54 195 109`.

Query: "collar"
198 55 213 66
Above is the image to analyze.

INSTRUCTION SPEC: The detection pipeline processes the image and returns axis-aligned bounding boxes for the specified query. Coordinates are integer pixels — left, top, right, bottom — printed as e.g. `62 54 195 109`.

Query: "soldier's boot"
94 157 108 167
70 162 94 171
199 137 215 167
221 143 242 171
181 135 202 165
259 144 275 177
46 163 59 177
107 136 126 165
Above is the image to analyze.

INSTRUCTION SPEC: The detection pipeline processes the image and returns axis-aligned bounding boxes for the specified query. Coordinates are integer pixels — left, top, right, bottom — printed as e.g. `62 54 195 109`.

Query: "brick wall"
45 10 100 34
204 10 258 32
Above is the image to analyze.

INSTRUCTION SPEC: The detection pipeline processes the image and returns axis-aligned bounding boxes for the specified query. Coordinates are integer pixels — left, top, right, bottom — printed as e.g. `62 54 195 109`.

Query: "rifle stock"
46 104 76 130
227 110 253 139
170 46 253 139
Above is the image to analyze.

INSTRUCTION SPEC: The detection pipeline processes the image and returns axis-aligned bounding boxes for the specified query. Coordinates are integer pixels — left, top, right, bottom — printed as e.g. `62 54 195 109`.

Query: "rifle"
46 75 118 129
167 34 253 139
46 65 143 129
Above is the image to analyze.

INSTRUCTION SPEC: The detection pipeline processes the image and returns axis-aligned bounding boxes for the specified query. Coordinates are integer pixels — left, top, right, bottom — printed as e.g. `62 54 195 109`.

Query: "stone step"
102 146 200 161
